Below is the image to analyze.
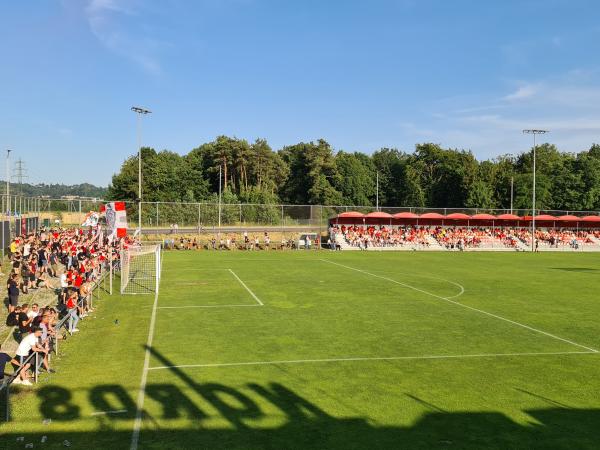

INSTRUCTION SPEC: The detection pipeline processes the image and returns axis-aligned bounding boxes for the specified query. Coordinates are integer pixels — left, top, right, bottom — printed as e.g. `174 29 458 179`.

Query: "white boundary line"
228 269 264 306
162 268 231 272
320 259 599 353
377 270 465 299
92 409 128 416
155 269 264 309
148 350 597 370
160 259 324 270
158 304 260 310
130 290 159 450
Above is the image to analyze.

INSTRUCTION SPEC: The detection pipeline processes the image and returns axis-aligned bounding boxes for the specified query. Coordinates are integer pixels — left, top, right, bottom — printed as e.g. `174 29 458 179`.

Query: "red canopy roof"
445 213 471 220
557 215 580 221
393 212 419 219
365 211 393 218
496 214 521 220
337 211 364 218
419 212 445 219
471 213 497 220
523 214 558 221
581 215 600 222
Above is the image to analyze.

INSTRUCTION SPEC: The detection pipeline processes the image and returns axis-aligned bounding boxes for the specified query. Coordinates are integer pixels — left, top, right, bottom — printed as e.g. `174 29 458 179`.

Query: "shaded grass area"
2 251 600 449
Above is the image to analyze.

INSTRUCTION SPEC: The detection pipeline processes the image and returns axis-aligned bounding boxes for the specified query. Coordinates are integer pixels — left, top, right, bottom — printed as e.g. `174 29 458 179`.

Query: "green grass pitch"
3 251 600 449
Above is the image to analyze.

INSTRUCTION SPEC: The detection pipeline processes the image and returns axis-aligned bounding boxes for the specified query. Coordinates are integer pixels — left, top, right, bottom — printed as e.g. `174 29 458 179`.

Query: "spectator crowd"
331 224 600 251
1 228 118 386
164 231 320 251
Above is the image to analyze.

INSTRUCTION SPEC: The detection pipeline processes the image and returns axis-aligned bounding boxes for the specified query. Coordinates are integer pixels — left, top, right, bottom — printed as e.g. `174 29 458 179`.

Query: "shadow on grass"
3 347 600 449
3 386 600 449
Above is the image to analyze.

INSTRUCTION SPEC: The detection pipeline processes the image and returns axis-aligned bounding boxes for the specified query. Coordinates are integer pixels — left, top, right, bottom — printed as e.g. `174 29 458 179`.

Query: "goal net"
120 244 162 294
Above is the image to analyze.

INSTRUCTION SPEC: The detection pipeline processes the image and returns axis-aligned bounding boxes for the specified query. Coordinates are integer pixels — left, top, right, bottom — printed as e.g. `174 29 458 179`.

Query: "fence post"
34 353 39 384
6 383 10 421
281 205 284 241
319 205 323 250
108 250 113 295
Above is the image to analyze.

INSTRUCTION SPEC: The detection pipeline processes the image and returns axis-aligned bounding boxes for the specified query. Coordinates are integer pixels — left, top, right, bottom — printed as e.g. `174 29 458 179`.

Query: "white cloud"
57 127 74 136
504 84 537 101
82 0 163 75
87 0 132 15
406 69 600 158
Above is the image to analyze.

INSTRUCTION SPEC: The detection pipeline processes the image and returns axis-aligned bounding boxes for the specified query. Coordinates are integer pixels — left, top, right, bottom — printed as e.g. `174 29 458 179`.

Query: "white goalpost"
120 244 162 295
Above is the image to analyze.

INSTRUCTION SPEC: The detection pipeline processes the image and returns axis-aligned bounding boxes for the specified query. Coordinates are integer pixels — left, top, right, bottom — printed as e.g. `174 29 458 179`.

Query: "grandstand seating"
329 225 600 252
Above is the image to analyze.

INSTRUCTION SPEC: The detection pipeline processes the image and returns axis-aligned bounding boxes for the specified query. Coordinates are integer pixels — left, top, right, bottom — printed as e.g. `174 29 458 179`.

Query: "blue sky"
1 0 600 186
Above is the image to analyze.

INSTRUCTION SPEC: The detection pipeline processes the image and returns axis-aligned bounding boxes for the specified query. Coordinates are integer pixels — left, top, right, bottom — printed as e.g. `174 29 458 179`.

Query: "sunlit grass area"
3 251 600 449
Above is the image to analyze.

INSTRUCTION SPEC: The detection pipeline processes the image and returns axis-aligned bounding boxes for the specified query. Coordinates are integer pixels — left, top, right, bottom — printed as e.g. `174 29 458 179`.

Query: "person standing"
38 246 48 274
7 274 19 313
66 292 80 333
9 239 17 258
49 250 59 277
0 345 12 382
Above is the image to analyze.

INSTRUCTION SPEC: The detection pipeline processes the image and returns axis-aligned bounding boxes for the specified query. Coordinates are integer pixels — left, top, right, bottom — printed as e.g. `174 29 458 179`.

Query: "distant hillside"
0 181 107 199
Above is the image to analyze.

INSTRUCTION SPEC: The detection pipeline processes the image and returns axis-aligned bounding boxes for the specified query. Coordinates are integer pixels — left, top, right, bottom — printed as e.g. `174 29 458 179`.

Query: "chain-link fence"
136 202 600 231
1 195 43 216
10 196 600 231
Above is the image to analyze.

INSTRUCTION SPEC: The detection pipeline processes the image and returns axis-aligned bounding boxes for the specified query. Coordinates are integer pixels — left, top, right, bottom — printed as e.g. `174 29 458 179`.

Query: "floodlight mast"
376 171 379 211
523 129 549 252
131 106 152 234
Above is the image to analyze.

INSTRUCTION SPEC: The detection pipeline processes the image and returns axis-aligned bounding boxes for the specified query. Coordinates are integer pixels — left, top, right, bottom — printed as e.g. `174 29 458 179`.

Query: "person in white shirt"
23 243 31 258
60 273 68 288
27 303 39 320
12 328 46 385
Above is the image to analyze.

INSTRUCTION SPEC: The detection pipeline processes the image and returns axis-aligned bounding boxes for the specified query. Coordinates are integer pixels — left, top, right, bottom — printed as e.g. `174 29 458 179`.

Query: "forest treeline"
1 182 107 199
107 136 600 211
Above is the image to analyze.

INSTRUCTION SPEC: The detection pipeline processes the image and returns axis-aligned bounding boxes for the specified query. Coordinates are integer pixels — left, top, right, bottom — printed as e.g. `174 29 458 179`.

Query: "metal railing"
0 263 113 422
0 351 37 421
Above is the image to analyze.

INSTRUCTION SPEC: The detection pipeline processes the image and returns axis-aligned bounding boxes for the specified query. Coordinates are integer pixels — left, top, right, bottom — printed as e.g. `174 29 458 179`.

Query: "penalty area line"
157 304 261 309
320 259 599 354
147 350 598 371
228 269 264 306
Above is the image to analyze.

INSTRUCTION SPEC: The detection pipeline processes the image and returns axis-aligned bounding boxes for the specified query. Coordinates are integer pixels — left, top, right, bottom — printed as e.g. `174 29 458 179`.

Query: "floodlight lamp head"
522 129 549 134
131 106 152 115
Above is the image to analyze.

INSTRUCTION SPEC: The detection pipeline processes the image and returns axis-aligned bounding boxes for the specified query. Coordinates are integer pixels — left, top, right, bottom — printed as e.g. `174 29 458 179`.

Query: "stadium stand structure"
329 211 600 252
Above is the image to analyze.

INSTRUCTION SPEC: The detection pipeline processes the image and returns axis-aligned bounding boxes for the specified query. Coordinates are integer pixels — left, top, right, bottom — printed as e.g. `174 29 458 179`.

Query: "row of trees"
0 182 107 198
107 136 600 211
